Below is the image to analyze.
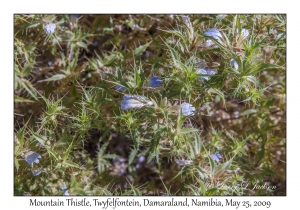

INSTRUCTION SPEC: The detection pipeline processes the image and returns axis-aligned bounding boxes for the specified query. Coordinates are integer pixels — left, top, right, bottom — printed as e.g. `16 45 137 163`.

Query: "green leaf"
100 187 113 196
194 166 208 179
194 133 202 156
240 109 257 116
33 133 47 146
128 149 138 165
172 166 188 180
179 128 199 134
46 148 58 160
76 41 87 49
215 159 232 177
21 64 32 77
64 160 82 169
63 141 73 161
103 54 117 66
20 79 38 100
15 159 20 171
134 42 151 57
255 140 266 165
209 156 216 175
39 74 66 82
161 30 186 43
246 63 284 75
208 88 225 105
14 95 34 103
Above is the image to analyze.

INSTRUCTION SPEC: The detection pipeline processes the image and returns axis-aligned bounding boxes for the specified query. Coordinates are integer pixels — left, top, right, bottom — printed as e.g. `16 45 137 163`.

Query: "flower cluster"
202 28 223 47
149 76 163 87
44 23 56 34
61 186 69 196
204 28 223 41
181 102 196 116
121 95 153 110
210 153 222 162
197 69 216 81
24 151 41 167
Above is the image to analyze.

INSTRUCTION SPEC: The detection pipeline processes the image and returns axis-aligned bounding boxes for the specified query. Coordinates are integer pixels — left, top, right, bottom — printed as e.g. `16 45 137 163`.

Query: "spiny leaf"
134 42 151 57
38 74 66 82
240 109 257 116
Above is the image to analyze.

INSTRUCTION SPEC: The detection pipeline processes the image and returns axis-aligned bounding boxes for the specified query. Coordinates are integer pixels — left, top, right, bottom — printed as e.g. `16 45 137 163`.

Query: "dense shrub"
14 14 286 196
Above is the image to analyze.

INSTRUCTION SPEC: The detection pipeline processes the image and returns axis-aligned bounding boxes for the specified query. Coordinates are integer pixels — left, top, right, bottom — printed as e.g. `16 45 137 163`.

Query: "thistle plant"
14 14 286 196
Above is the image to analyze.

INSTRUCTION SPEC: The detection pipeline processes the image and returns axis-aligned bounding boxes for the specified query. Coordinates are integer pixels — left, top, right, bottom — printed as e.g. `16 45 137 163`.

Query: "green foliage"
14 14 286 196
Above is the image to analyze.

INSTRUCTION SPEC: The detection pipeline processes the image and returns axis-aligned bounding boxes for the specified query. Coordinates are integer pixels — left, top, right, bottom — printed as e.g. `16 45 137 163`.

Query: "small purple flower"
211 153 222 162
236 28 249 39
230 58 239 70
61 186 68 191
149 76 163 87
197 69 216 81
61 186 69 196
116 85 126 92
44 23 56 34
138 156 146 163
121 95 153 110
24 151 41 167
216 153 222 159
181 102 196 116
204 28 222 42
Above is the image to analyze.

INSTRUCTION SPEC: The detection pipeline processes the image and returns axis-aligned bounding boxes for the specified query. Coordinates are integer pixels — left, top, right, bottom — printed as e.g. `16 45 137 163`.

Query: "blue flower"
204 28 222 42
44 23 56 34
149 76 163 87
121 95 153 110
236 28 249 39
211 153 222 162
181 102 196 116
61 186 69 196
25 151 41 168
61 186 68 191
116 85 126 92
138 156 146 163
197 69 216 81
230 58 239 70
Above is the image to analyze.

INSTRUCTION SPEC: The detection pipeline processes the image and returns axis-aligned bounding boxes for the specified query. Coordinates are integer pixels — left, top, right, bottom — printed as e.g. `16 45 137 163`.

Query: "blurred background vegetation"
14 14 286 196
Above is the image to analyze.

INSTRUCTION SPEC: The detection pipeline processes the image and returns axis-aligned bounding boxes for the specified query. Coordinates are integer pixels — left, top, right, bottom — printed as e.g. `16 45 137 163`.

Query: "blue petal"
61 186 68 191
216 153 222 159
149 76 163 87
204 28 222 40
181 102 195 116
210 154 220 162
25 151 41 167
